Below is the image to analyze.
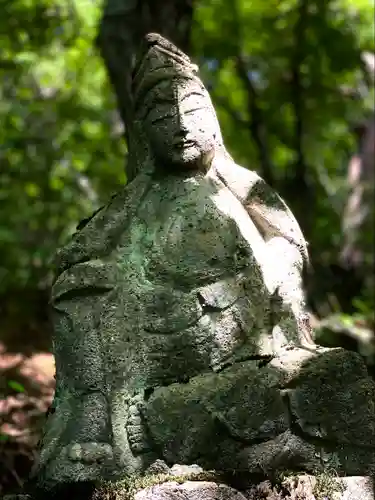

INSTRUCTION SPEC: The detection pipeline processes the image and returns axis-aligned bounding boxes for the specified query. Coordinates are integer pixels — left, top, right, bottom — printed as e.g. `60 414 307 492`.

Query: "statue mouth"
173 139 196 148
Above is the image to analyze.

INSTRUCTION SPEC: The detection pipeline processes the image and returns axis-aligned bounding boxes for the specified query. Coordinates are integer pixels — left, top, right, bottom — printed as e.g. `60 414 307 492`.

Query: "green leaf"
25 183 40 197
7 380 26 393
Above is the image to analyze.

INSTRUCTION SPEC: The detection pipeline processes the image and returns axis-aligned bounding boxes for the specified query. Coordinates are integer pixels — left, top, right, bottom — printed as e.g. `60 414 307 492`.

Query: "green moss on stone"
313 470 345 500
92 470 221 500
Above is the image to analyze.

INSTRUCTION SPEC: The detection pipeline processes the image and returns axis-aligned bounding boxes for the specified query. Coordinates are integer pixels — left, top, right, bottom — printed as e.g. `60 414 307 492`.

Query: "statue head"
131 33 226 173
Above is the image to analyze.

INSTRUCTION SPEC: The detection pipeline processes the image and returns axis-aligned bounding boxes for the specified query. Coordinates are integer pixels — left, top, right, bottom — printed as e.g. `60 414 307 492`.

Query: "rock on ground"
4 474 374 500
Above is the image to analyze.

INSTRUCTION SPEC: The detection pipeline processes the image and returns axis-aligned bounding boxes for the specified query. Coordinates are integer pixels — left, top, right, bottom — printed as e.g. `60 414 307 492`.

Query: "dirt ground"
0 341 55 496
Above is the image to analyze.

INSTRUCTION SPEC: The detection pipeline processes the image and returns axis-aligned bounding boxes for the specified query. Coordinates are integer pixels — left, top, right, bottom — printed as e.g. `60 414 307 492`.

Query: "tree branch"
212 89 295 151
280 0 316 239
234 54 275 185
290 0 308 184
231 0 275 185
211 93 249 128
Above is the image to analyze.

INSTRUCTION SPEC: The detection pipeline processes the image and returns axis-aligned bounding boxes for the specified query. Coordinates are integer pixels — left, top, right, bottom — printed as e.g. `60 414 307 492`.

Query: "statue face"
137 75 219 169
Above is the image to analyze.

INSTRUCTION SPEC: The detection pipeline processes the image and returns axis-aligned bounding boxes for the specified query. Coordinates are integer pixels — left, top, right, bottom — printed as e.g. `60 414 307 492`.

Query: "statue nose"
178 114 188 130
173 129 189 146
178 106 194 132
175 129 188 139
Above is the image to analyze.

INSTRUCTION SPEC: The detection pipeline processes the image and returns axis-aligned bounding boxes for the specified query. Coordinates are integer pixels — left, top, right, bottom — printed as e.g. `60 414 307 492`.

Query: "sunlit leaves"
0 0 125 291
193 0 374 177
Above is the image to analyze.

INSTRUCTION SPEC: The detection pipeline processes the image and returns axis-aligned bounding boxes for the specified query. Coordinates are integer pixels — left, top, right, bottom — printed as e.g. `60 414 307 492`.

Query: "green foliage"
193 0 373 185
0 0 373 317
0 0 126 291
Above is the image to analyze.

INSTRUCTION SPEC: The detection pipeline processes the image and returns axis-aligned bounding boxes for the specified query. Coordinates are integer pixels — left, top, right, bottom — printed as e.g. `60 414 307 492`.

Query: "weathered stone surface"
339 476 374 500
3 496 32 500
8 474 374 500
141 347 375 476
31 33 375 493
247 475 375 500
134 481 247 500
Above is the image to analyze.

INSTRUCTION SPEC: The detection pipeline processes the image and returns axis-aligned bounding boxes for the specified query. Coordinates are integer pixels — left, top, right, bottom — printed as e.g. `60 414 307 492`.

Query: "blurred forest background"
0 0 374 495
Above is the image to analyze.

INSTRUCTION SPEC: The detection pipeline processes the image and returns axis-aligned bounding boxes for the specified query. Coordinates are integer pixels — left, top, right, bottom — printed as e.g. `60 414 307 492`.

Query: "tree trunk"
96 0 194 158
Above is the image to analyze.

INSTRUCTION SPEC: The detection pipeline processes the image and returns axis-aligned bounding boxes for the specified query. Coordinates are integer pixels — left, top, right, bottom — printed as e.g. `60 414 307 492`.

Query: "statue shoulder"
54 175 153 276
245 176 309 265
54 196 116 276
75 205 108 232
73 189 123 232
213 159 308 265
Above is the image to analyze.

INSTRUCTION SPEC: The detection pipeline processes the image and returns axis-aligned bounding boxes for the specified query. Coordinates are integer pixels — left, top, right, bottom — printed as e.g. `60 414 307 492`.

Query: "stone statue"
32 34 375 493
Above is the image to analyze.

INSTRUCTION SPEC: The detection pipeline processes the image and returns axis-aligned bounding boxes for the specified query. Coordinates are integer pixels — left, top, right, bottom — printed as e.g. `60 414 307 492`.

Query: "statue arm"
214 161 309 268
214 161 313 346
244 177 308 267
243 176 314 346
